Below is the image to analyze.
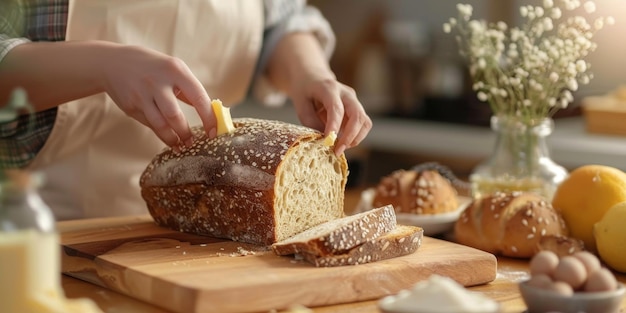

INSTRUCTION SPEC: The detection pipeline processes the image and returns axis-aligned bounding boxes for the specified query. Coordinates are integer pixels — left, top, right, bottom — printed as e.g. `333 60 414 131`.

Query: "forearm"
265 32 335 96
0 40 111 110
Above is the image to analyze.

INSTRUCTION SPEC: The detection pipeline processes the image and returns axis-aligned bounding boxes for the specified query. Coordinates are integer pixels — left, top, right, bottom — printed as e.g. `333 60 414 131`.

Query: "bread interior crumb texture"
275 139 346 240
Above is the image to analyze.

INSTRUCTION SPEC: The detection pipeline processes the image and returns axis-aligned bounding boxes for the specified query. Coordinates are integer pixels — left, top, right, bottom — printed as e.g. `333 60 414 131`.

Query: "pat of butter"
211 99 235 135
0 231 103 313
323 131 337 146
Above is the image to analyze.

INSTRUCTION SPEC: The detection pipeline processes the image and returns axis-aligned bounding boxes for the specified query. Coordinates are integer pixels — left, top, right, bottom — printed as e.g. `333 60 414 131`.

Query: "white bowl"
519 280 626 313
354 188 471 236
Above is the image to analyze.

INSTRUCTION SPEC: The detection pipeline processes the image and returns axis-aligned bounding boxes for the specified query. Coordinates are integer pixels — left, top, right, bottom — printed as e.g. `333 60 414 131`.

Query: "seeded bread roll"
454 191 569 258
271 205 397 256
373 169 459 215
299 225 424 267
139 118 348 246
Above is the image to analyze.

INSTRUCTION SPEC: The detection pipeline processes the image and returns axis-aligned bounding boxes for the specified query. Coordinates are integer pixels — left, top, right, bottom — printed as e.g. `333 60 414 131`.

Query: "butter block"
211 99 235 135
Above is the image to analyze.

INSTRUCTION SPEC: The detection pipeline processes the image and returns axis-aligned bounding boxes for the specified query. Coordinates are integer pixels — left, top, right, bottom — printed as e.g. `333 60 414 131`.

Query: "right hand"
100 44 215 148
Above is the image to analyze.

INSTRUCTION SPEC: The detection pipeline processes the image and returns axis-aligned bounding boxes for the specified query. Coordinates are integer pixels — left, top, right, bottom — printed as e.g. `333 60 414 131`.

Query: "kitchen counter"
60 189 626 313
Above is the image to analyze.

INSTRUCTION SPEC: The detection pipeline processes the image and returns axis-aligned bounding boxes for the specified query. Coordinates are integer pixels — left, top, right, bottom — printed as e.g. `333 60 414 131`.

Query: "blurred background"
237 0 626 187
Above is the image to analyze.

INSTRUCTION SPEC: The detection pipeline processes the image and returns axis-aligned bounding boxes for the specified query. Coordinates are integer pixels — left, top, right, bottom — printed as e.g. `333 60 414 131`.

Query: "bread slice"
271 205 397 256
300 225 424 267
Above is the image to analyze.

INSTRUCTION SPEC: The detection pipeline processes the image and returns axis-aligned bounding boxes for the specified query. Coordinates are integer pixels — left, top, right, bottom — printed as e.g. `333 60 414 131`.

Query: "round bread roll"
372 169 459 215
454 191 569 258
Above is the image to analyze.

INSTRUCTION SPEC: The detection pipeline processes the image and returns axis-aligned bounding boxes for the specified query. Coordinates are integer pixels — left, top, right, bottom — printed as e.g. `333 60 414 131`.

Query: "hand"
100 44 215 148
291 76 372 156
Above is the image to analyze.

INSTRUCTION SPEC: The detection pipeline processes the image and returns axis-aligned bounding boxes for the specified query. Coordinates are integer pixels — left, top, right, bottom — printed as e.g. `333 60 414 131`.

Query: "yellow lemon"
594 201 626 273
552 164 626 251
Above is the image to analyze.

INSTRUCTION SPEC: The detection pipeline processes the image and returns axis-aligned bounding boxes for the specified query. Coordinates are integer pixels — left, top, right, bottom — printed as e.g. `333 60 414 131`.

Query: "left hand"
290 76 372 156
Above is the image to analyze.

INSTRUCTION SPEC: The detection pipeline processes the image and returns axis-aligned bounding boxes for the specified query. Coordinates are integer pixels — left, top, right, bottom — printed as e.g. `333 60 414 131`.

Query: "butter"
323 131 337 146
379 275 499 313
0 230 103 313
211 99 235 135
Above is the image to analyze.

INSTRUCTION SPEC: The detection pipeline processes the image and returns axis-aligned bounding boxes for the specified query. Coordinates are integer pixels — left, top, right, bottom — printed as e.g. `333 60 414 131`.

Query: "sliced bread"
300 225 424 267
271 205 397 257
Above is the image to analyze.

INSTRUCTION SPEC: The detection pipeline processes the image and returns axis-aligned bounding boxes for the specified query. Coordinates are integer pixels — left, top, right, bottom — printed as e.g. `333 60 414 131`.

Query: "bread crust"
373 169 459 215
300 225 424 267
140 118 348 246
454 191 569 258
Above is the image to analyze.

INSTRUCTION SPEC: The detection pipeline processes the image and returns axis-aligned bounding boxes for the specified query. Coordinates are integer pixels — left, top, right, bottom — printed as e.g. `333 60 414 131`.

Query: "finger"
154 86 193 147
334 93 369 155
313 87 344 137
143 99 181 147
172 65 215 136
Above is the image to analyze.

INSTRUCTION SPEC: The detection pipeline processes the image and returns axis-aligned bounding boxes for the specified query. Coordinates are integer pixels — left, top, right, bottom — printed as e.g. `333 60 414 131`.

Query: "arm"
265 32 372 156
0 40 215 147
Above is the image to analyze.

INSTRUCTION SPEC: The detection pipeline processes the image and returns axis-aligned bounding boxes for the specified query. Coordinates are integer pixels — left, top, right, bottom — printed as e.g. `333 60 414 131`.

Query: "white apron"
26 0 263 220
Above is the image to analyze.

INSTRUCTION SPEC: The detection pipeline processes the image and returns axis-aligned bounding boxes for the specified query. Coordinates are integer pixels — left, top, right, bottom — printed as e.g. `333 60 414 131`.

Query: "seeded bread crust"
300 225 424 267
454 191 569 258
373 170 459 215
271 205 397 257
139 118 348 246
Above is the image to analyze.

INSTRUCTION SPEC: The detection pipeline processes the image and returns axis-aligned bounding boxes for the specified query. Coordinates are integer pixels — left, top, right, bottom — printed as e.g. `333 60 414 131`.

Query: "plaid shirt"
0 0 329 169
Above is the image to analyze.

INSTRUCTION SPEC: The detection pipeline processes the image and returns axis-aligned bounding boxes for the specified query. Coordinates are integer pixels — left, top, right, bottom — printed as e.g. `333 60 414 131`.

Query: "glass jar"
469 115 568 201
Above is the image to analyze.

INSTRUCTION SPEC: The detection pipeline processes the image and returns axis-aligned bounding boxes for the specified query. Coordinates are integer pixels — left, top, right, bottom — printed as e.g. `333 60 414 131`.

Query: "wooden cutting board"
59 215 497 313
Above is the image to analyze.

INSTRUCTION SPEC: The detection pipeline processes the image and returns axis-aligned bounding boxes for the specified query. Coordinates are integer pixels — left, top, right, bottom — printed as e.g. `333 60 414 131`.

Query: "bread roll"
139 118 348 246
454 191 568 258
373 169 459 215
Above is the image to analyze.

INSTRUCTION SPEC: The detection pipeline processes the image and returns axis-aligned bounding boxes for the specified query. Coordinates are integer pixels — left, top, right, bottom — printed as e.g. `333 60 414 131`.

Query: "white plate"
354 188 472 236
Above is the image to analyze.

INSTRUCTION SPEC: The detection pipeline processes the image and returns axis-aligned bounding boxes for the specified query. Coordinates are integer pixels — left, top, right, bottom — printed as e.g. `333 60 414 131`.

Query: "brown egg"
526 274 553 289
530 250 560 276
584 267 618 292
553 256 587 290
573 251 601 276
546 281 575 296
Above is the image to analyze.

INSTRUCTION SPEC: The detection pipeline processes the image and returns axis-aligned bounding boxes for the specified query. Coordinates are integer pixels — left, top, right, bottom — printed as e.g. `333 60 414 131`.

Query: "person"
0 0 372 220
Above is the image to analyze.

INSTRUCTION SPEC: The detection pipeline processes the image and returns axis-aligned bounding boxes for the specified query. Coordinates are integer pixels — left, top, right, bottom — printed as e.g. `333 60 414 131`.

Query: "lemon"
552 164 626 251
594 201 626 273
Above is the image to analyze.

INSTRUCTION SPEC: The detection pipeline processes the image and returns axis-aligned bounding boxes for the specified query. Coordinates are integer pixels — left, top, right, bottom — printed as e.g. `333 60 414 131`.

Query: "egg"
553 256 588 290
573 251 601 276
584 267 618 292
526 274 553 289
530 250 559 276
546 281 575 296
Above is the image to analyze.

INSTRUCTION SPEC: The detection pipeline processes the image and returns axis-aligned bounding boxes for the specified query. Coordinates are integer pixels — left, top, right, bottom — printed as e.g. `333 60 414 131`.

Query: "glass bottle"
0 170 64 312
469 115 568 201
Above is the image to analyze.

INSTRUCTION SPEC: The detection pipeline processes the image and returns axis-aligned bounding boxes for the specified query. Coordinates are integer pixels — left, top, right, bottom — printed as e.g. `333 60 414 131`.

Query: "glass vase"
470 115 568 201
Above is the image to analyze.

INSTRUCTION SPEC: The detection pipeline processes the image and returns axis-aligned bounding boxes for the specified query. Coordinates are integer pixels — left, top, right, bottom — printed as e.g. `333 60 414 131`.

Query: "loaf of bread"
139 118 348 246
299 225 424 267
271 205 397 256
454 191 569 258
373 169 459 215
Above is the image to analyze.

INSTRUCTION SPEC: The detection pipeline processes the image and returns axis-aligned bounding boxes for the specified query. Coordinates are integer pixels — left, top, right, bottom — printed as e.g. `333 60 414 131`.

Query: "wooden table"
60 189 626 313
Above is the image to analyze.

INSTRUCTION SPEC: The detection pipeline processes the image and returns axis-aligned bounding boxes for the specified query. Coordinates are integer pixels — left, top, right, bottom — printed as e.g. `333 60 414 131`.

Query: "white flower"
594 18 604 30
567 78 579 91
477 91 488 101
544 0 554 9
520 6 529 17
535 7 545 18
551 8 562 19
575 60 587 72
549 72 559 82
478 58 487 69
607 16 616 25
443 23 451 33
584 1 596 13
